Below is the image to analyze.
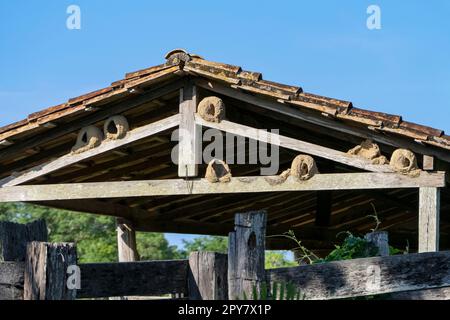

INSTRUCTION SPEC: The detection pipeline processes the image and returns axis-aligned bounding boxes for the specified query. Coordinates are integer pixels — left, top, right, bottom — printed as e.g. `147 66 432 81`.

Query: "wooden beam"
188 252 228 300
0 262 24 300
116 218 139 262
179 83 200 177
423 155 435 171
0 172 445 202
24 242 77 300
0 79 184 162
418 187 440 252
77 260 188 298
0 114 180 187
195 115 394 173
267 250 450 300
195 79 450 163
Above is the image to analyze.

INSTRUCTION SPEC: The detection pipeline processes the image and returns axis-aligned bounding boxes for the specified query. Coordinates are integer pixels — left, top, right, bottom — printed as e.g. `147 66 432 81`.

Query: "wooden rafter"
195 115 394 173
0 114 180 187
0 172 445 202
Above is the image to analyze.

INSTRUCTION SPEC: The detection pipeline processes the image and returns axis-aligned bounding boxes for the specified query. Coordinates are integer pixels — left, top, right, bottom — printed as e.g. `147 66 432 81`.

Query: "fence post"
188 251 228 300
0 220 47 262
228 210 267 300
116 218 139 262
365 231 389 256
24 241 77 300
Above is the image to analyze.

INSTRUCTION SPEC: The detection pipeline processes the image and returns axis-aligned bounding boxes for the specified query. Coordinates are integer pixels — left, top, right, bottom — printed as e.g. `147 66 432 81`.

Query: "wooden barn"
0 48 448 259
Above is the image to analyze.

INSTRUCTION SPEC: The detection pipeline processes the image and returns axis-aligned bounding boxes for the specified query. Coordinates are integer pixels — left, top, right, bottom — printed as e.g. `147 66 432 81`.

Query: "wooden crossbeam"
195 115 394 173
0 172 444 202
178 83 200 177
0 114 180 187
196 79 450 163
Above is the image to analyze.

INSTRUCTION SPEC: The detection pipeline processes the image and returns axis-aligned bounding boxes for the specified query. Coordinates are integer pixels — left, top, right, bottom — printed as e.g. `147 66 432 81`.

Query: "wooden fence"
1 217 450 300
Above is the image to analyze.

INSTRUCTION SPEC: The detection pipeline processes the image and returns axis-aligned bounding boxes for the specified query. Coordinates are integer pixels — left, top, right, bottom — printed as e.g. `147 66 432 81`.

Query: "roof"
1 49 450 152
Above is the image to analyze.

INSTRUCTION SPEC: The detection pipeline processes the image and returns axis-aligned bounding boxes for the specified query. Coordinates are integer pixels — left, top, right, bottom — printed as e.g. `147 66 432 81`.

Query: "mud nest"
290 155 318 181
390 149 420 177
197 96 225 123
71 126 103 154
205 159 232 183
347 139 389 165
104 115 129 140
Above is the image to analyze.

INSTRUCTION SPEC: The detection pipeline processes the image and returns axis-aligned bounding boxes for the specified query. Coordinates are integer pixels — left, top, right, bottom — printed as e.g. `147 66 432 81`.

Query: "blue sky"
1 1 449 248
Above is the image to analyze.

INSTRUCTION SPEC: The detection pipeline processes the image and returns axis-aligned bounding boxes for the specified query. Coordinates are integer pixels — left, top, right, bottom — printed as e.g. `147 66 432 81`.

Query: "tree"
265 251 297 269
0 203 180 263
182 235 228 255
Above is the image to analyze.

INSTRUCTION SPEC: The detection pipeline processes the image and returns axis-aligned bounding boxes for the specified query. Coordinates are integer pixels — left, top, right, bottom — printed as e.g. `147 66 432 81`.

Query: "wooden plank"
178 84 200 177
266 251 450 300
0 220 48 262
0 172 445 202
423 155 435 171
195 115 394 173
195 79 450 163
228 211 267 300
188 252 228 300
24 242 77 300
364 231 389 257
116 218 139 262
77 260 188 298
0 262 24 300
0 114 180 187
388 287 450 300
418 187 440 252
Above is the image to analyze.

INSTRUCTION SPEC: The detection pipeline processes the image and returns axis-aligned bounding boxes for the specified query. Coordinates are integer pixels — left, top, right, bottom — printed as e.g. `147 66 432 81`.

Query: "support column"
418 187 440 253
116 218 139 262
188 251 228 300
178 82 200 177
228 210 267 300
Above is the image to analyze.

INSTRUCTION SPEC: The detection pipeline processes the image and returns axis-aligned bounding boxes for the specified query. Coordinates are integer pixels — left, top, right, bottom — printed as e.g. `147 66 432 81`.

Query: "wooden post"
116 218 139 262
24 241 77 300
188 251 228 300
228 210 267 300
364 231 389 256
178 82 200 177
0 220 47 262
418 187 440 252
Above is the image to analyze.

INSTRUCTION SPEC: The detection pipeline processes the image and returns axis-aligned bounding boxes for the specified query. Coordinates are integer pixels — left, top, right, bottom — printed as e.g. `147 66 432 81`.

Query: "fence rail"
78 260 188 298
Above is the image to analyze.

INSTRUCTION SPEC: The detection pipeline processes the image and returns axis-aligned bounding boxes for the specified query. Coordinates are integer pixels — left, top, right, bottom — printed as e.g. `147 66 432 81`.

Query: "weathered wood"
178 84 200 177
77 260 188 298
188 252 228 300
0 220 48 262
388 287 450 300
0 114 180 187
0 261 24 300
195 115 394 173
423 155 435 171
266 250 450 300
195 79 450 163
419 187 440 252
228 211 267 300
365 231 389 256
0 79 184 162
24 242 77 300
0 172 445 202
116 218 139 262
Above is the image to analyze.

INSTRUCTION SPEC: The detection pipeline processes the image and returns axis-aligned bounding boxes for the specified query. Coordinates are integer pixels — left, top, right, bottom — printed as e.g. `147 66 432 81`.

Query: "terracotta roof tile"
0 49 448 156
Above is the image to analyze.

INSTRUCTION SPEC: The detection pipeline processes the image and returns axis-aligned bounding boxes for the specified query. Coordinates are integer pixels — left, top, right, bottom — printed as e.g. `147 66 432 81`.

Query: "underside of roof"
0 49 449 254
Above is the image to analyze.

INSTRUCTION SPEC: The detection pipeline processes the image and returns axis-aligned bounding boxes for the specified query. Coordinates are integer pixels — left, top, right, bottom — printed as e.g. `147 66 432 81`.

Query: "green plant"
241 282 304 300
